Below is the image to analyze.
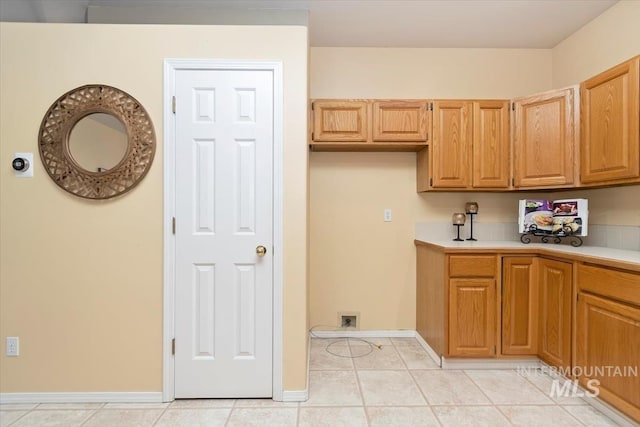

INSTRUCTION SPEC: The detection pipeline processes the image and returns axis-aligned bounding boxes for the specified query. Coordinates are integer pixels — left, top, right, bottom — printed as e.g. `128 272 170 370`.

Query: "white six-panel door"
174 69 274 398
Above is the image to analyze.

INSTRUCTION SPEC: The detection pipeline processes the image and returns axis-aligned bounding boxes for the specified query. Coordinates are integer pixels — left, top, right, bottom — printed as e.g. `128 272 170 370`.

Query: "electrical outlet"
384 208 392 222
6 337 19 357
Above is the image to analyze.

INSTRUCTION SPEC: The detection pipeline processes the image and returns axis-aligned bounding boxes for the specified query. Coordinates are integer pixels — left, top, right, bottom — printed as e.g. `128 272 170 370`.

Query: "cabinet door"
538 258 572 369
581 56 640 185
502 257 537 355
312 100 368 142
513 88 577 188
449 278 496 357
473 101 511 188
372 100 429 142
576 292 640 423
431 101 472 188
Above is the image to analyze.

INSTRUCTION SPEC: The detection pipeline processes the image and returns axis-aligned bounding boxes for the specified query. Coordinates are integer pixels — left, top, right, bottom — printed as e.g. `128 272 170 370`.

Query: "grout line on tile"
151 402 170 427
407 370 434 407
224 407 234 427
557 404 592 427
78 408 101 427
462 369 509 406
4 409 30 427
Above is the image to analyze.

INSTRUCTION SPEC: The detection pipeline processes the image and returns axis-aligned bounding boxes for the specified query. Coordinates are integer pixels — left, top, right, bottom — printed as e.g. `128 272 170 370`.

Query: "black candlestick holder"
453 224 464 241
466 212 477 241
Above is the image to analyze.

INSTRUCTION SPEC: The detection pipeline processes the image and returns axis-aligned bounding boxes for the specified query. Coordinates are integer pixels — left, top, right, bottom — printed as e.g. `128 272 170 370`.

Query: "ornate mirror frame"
39 84 156 200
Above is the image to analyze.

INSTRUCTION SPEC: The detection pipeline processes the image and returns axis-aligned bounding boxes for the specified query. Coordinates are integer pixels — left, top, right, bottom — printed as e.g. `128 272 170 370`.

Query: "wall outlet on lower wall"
338 312 360 329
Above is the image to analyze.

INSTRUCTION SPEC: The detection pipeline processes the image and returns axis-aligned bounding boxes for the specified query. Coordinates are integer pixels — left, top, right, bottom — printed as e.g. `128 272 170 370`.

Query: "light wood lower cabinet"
447 254 497 357
576 264 640 423
415 248 498 358
502 257 538 355
538 258 572 369
449 278 496 357
416 245 640 422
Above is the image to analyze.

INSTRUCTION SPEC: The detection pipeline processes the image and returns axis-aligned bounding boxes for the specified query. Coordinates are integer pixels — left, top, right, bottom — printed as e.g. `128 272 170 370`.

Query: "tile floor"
0 337 625 426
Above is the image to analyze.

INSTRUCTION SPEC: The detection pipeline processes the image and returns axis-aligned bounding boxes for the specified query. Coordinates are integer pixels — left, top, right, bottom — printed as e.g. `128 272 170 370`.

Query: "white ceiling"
0 0 619 48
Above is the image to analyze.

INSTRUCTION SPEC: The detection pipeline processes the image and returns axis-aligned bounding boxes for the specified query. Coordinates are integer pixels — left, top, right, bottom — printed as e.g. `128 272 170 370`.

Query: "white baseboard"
413 332 542 370
413 333 442 367
281 390 308 402
309 329 416 339
0 392 163 404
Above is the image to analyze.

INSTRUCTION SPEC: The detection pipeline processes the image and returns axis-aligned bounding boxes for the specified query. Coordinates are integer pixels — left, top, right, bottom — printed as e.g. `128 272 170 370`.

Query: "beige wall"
0 23 308 392
311 48 552 99
309 48 553 329
309 22 640 329
551 0 640 228
552 0 640 88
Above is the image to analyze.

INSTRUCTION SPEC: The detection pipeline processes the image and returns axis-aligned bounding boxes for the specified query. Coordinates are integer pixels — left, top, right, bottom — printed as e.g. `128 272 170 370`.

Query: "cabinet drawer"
577 264 640 306
449 255 496 277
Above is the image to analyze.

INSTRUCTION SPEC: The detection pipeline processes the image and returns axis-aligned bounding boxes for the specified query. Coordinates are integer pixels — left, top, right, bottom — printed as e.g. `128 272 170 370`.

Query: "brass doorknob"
256 245 267 257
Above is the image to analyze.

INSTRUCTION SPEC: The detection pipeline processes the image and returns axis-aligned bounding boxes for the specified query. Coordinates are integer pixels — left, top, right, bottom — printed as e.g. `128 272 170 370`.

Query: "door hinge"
171 338 175 355
311 102 314 111
511 102 515 111
172 217 176 234
172 96 176 114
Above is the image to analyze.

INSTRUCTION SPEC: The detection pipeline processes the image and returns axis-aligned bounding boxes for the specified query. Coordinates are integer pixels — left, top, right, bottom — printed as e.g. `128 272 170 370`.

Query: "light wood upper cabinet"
312 100 369 142
372 100 429 141
473 101 511 188
310 99 430 151
431 101 472 188
420 100 509 191
580 56 640 186
502 257 538 356
538 258 572 370
513 87 578 189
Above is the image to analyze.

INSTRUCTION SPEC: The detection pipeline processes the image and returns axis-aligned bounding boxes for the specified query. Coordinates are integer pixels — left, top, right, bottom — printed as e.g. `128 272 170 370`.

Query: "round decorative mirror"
39 85 155 199
68 113 129 173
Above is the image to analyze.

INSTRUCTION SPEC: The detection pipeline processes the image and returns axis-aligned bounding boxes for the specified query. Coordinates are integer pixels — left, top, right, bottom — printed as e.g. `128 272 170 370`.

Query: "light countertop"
414 238 640 272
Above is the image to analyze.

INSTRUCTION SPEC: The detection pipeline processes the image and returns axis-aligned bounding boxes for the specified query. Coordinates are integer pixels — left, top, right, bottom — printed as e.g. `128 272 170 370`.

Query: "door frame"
162 59 284 402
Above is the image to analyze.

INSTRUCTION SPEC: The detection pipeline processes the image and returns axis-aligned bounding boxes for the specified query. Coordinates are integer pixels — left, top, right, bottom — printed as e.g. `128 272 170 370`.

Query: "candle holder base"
465 212 477 241
453 224 464 241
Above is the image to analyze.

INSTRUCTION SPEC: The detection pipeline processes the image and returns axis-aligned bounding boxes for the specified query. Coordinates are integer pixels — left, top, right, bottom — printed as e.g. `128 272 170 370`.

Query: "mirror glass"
68 113 128 172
